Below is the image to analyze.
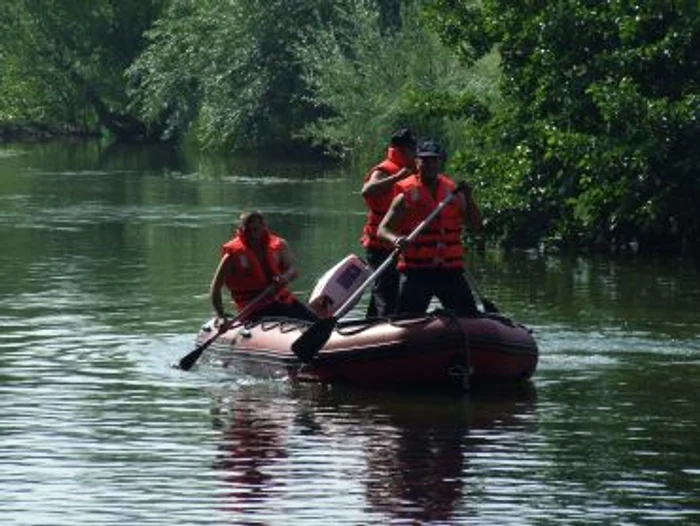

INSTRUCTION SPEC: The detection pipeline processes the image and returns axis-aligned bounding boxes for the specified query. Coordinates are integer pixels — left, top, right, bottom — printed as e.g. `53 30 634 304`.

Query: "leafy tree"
296 0 495 162
428 0 700 253
128 0 352 153
0 0 163 139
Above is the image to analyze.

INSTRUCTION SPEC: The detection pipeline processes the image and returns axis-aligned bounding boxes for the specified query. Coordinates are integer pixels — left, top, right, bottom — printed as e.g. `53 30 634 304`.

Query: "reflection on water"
211 390 290 511
2 141 700 525
208 382 538 524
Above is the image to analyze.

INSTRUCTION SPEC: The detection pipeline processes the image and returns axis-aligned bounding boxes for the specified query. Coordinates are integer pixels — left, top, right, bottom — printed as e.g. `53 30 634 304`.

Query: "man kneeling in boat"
377 140 481 317
210 211 318 324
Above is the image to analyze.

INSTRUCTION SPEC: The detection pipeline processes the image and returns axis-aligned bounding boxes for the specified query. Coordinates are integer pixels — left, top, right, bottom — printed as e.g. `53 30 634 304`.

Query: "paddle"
464 268 499 313
291 184 466 363
177 281 281 371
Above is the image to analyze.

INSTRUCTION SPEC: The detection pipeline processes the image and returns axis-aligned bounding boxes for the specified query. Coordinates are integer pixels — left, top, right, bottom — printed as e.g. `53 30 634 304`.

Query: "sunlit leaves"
128 0 347 152
296 1 497 162
430 0 700 251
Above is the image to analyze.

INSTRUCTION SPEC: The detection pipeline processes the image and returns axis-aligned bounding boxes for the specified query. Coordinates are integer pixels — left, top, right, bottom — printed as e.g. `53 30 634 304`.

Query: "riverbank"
0 121 97 143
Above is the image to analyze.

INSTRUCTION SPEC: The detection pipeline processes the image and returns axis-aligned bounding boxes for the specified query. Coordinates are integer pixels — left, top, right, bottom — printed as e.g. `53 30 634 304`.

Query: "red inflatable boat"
194 310 538 391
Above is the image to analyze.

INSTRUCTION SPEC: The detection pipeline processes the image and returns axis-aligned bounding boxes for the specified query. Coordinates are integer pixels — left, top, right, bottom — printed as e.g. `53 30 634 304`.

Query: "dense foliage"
426 0 700 252
295 1 496 162
1 0 698 252
0 0 164 139
126 0 348 153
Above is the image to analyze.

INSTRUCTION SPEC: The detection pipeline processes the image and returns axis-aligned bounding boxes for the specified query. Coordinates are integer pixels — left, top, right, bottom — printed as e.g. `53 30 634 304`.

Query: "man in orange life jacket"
210 211 317 324
360 128 417 317
377 140 481 316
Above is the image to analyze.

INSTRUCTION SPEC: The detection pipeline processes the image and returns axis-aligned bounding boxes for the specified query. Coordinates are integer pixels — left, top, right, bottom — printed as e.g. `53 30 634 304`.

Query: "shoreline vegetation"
0 122 98 143
1 132 694 260
1 1 697 256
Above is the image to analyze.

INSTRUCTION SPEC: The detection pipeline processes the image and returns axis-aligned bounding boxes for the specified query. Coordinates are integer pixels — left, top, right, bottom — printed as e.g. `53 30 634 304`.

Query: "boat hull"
195 311 538 390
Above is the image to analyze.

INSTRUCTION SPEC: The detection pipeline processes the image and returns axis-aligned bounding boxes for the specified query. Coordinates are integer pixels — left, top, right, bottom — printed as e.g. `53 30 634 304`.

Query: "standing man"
210 211 317 323
360 128 417 317
377 140 481 316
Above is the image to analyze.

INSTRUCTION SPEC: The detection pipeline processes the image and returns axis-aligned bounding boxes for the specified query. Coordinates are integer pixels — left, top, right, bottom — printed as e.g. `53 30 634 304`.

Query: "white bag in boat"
308 254 371 318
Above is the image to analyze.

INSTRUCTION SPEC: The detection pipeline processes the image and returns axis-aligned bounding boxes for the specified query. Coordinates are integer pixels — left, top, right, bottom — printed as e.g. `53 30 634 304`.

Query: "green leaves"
127 0 340 152
429 0 700 252
1 0 164 137
296 1 498 162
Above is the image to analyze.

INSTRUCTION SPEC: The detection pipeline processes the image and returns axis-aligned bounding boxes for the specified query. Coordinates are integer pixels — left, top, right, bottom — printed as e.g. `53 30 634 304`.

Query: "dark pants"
253 299 318 322
397 268 479 317
365 247 400 318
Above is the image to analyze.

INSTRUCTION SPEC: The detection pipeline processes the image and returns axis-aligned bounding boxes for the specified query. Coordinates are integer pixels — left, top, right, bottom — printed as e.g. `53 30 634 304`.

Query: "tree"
128 0 349 153
428 0 700 252
0 0 164 139
296 0 494 161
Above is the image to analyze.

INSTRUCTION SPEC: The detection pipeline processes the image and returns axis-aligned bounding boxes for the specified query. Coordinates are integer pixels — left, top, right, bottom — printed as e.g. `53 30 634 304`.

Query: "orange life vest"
361 147 414 250
221 231 295 310
394 174 464 271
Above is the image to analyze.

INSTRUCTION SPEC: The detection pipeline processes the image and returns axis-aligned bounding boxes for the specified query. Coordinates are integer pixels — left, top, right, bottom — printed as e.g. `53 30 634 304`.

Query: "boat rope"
250 317 313 334
433 309 472 391
334 313 434 336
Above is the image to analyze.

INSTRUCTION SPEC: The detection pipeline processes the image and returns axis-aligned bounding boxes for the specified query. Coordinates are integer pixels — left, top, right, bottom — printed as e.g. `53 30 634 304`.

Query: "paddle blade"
177 328 221 371
178 341 209 371
178 347 205 371
291 317 337 363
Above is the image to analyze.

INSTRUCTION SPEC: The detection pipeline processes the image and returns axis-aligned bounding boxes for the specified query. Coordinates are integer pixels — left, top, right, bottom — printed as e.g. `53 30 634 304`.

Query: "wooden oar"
291 184 465 363
177 281 281 371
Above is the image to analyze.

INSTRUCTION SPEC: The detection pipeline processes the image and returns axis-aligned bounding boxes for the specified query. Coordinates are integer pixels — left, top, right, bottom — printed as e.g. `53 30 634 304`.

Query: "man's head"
390 128 417 158
238 210 268 245
415 140 444 182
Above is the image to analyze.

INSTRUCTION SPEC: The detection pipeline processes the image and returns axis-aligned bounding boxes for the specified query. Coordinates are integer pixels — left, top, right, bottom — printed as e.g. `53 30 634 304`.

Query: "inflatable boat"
189 253 538 390
194 310 537 390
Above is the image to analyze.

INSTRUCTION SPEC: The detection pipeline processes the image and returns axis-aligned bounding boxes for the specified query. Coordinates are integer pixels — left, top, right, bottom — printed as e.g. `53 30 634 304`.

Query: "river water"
1 141 699 525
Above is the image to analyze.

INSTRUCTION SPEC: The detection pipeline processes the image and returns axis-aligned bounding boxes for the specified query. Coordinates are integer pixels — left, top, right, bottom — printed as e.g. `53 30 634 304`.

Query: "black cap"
416 140 443 158
390 128 416 148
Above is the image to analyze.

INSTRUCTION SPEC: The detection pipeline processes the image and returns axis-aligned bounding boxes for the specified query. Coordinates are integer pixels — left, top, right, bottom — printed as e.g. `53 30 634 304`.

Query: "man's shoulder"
222 235 241 250
397 173 420 188
268 232 289 246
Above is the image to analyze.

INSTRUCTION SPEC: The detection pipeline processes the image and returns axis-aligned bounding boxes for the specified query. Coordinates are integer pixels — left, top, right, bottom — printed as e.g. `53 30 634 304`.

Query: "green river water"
1 140 699 525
